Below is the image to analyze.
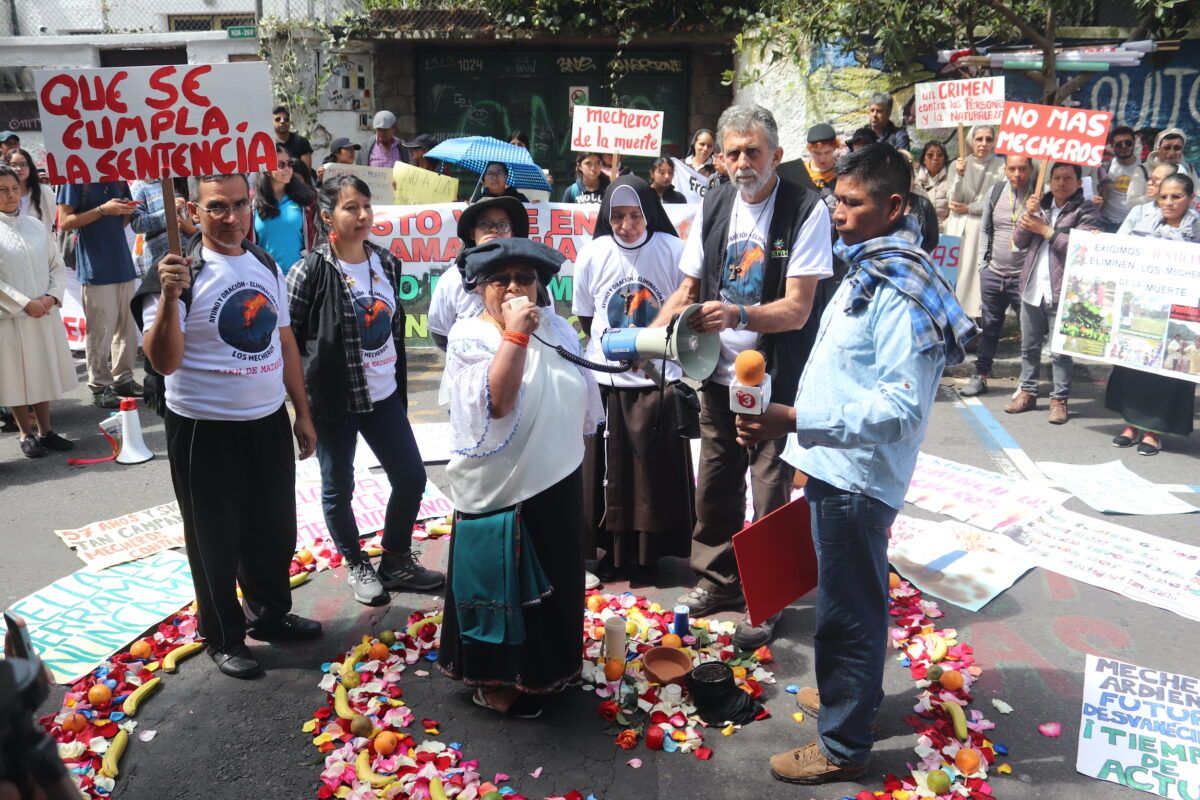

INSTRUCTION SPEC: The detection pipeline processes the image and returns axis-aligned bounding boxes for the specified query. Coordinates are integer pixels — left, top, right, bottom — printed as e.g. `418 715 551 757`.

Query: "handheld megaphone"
600 304 719 381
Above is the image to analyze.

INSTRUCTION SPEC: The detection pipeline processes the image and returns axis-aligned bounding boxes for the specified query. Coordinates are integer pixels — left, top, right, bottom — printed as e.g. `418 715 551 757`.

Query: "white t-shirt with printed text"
679 180 833 385
427 263 483 337
340 254 399 403
142 248 290 421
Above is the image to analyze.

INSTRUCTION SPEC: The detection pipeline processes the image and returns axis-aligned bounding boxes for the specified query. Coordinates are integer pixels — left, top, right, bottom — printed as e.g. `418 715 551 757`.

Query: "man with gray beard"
654 104 833 646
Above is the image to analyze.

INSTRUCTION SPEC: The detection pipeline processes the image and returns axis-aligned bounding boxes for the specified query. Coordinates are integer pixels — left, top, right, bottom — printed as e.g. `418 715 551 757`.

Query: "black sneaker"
19 436 46 458
37 431 74 451
112 380 143 397
92 386 121 409
209 644 263 679
246 613 323 641
378 549 445 592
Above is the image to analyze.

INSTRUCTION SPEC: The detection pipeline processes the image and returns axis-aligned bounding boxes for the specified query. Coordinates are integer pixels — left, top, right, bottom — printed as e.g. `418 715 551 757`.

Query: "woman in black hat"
437 237 602 718
573 176 695 582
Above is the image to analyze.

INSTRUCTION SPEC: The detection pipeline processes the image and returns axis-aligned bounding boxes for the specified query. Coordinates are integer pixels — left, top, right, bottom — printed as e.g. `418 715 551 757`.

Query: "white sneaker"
347 559 388 605
585 571 601 590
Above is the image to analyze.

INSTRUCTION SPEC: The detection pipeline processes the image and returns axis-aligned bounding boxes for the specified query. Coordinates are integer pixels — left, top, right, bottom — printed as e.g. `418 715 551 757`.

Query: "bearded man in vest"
653 104 834 647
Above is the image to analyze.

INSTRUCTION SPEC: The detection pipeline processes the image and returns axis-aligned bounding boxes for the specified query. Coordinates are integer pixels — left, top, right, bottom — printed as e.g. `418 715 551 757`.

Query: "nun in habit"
946 124 1005 317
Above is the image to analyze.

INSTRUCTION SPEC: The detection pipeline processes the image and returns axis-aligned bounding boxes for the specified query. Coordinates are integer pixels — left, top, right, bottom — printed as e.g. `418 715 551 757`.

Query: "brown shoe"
1048 398 1069 424
796 686 821 716
769 741 869 784
1004 391 1037 414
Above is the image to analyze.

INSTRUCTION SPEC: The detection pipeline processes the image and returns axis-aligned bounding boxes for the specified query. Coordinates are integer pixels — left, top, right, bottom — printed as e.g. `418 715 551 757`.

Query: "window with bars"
168 14 256 32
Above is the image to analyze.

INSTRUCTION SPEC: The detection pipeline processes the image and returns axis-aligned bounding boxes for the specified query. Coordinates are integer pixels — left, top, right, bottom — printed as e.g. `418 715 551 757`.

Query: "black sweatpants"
165 404 296 653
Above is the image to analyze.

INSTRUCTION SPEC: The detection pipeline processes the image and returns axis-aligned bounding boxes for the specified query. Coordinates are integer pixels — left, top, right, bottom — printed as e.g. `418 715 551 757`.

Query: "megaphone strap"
529 331 632 374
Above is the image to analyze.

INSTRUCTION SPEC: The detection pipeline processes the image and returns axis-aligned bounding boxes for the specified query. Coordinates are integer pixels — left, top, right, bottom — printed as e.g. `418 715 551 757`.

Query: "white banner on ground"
1077 654 1200 799
54 502 185 571
905 453 1069 530
914 76 1006 129
1052 230 1200 385
1037 460 1198 516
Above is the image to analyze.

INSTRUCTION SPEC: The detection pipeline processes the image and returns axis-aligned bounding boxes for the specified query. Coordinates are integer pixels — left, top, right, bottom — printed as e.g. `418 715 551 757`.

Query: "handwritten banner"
54 502 185 571
4 551 195 684
914 76 1006 129
571 104 664 157
323 162 396 205
1078 654 1200 799
1052 230 1200 385
392 160 459 205
930 234 963 289
995 100 1112 167
905 453 1068 530
34 63 277 184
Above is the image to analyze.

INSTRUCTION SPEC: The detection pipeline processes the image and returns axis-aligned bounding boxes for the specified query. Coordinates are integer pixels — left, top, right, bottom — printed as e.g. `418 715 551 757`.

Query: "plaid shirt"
836 214 978 367
130 180 169 277
286 241 405 415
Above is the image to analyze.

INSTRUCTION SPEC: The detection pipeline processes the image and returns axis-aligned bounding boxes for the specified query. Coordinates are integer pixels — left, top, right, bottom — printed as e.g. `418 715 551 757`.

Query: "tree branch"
977 0 1050 50
1055 73 1090 104
1023 69 1050 88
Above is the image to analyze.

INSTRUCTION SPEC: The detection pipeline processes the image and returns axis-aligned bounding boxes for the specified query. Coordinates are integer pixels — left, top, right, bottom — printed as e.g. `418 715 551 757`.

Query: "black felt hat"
460 237 565 291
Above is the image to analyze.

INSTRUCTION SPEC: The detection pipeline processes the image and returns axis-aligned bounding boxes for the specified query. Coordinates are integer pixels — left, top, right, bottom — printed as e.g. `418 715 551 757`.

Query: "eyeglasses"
277 159 296 168
197 199 252 218
484 271 537 287
483 170 507 178
475 220 513 234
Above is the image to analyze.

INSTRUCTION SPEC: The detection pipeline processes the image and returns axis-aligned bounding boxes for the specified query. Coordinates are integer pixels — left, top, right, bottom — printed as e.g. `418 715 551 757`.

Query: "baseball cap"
329 137 360 154
372 110 397 130
0 130 18 142
402 133 438 150
807 123 837 144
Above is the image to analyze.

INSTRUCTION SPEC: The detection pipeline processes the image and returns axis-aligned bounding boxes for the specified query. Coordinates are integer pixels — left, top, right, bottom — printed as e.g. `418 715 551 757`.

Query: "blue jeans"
806 476 897 767
314 389 426 560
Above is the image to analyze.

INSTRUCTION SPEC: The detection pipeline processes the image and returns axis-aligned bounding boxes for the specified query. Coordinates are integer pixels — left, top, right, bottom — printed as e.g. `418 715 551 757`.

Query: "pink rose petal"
494 773 510 783
627 758 643 768
529 767 543 779
1038 721 1062 737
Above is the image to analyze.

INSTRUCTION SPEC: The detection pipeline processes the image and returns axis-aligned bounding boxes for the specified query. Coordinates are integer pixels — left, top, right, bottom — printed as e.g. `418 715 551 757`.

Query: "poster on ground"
905 453 1069 530
34 63 276 183
3 551 195 684
995 101 1112 167
54 502 185 571
1077 654 1200 799
1037 460 1198 516
914 77 1005 129
295 471 393 549
1051 230 1200 384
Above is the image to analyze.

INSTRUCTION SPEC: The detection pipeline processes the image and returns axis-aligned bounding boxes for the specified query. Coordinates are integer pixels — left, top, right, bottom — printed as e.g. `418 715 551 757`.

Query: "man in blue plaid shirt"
131 178 196 277
736 144 977 785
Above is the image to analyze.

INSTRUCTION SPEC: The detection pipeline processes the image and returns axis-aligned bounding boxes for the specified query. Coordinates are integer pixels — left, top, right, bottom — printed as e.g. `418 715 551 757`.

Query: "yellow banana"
942 700 969 740
100 729 129 778
355 749 395 789
429 776 450 800
334 684 355 720
926 633 948 663
290 571 310 588
161 642 203 673
122 677 161 717
407 612 443 638
341 642 371 681
427 523 452 538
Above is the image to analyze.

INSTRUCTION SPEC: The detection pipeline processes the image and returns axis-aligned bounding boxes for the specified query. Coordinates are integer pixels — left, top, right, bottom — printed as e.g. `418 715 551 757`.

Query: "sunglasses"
484 271 537 287
1113 140 1134 148
278 159 296 168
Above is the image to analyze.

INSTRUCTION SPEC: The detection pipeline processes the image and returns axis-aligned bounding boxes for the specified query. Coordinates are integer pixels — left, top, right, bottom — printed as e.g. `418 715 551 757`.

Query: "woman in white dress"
0 164 77 458
947 125 1004 317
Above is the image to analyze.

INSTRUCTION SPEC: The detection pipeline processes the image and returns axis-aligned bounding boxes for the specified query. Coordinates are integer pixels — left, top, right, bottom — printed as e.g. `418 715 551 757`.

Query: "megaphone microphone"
599 303 719 381
730 350 771 415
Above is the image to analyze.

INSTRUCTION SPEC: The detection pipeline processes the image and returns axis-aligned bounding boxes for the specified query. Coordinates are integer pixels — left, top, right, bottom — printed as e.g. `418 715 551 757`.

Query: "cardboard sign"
914 77 1006 129
392 160 459 205
323 162 396 205
1051 230 1200 385
54 502 185 571
34 63 277 184
994 101 1112 167
1077 654 1200 798
4 551 195 684
930 234 963 288
571 104 664 157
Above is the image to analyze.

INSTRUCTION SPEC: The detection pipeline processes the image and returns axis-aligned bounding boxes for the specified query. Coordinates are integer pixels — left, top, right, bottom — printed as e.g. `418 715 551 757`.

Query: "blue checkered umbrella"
424 136 551 192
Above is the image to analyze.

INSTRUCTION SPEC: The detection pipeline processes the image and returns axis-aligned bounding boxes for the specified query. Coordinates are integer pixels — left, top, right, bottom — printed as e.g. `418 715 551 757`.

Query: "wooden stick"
1033 158 1049 199
160 172 183 257
611 151 621 182
957 123 966 160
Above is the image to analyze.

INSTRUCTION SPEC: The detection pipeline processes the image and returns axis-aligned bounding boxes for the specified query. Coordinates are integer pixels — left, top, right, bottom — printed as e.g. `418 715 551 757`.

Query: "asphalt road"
2 345 1198 800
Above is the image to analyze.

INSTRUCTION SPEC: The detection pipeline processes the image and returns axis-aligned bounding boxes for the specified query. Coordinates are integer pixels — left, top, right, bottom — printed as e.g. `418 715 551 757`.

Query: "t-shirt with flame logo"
340 255 399 403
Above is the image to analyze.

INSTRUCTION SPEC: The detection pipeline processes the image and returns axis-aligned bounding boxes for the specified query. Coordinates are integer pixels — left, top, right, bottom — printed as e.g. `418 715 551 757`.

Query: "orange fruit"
62 712 88 733
297 548 314 565
939 669 964 691
129 640 153 660
374 730 399 756
604 659 626 681
87 684 112 707
955 747 981 774
660 633 683 648
889 572 901 590
368 642 390 662
586 595 606 612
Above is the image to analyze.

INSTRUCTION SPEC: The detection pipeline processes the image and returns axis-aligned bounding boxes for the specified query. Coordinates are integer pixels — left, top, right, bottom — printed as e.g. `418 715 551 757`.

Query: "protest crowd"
2 53 1199 798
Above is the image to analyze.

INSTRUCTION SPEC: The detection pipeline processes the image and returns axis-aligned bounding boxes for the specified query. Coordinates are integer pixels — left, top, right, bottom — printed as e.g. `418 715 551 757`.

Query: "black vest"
698 177 830 404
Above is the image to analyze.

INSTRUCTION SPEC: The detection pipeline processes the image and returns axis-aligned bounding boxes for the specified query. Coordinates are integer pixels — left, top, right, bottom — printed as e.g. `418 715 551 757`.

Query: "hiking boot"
92 385 122 409
1003 390 1037 414
674 584 744 617
733 612 781 650
769 741 868 784
112 379 144 397
960 374 988 397
346 557 388 605
378 549 445 592
1048 398 1069 424
19 436 46 458
37 431 74 451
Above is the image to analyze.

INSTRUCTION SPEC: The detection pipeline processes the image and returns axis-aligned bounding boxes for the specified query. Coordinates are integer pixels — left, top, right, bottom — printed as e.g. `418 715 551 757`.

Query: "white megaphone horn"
103 397 154 464
599 303 720 381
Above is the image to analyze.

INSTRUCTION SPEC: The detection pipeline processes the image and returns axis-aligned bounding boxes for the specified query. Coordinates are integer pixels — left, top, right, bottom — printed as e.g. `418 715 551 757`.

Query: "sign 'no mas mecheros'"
34 62 277 184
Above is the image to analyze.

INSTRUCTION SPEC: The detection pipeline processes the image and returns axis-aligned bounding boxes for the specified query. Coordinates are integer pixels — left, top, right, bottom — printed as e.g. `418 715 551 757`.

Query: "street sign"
227 25 258 39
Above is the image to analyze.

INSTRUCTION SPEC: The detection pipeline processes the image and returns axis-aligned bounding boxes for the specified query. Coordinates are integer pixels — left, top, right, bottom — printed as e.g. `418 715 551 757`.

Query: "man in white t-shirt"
1099 126 1147 232
654 104 833 645
136 173 322 680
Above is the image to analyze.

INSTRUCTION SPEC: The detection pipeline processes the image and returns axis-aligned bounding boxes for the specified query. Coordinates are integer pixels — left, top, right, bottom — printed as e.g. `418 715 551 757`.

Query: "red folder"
733 497 817 626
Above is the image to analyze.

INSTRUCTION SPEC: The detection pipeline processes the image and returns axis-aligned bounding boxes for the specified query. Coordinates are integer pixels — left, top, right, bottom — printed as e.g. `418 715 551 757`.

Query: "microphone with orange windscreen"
729 349 771 415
